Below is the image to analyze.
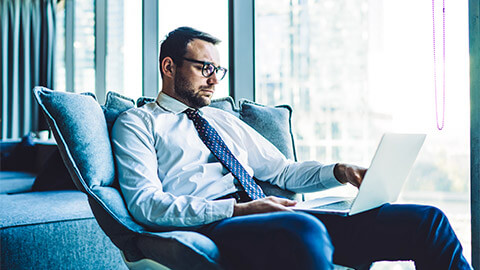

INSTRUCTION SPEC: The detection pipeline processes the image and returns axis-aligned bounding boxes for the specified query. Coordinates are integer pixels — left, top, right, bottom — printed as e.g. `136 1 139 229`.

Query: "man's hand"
333 163 367 188
233 196 297 216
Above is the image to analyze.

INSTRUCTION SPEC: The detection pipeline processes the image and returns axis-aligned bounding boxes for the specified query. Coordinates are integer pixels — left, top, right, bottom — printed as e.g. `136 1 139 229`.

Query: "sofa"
0 136 127 269
1 88 362 270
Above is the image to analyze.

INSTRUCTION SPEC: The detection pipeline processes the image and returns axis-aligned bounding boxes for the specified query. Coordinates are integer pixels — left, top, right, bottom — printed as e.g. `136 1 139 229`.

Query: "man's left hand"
333 163 367 188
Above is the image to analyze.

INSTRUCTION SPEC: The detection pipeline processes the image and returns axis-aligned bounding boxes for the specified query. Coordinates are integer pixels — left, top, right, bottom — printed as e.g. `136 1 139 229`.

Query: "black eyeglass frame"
181 57 228 80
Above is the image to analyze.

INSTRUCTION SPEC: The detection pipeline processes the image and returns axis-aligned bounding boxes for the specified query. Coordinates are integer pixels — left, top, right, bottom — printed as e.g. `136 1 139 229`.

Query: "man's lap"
197 211 334 269
196 203 469 269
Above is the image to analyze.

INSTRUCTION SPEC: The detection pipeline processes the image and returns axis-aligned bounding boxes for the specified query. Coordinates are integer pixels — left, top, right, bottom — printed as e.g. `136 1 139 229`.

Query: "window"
106 1 142 99
255 0 471 268
54 0 142 99
54 1 66 92
73 0 95 92
158 0 230 98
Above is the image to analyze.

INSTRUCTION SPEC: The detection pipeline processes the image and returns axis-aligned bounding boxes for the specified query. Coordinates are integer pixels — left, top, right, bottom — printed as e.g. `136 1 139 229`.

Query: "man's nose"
207 72 219 85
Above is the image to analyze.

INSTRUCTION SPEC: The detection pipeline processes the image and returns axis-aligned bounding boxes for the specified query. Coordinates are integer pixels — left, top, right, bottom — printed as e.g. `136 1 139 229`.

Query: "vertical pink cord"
433 0 446 130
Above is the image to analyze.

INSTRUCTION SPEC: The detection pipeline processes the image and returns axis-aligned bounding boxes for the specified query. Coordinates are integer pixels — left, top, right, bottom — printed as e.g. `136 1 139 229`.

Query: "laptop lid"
293 133 426 215
348 133 426 215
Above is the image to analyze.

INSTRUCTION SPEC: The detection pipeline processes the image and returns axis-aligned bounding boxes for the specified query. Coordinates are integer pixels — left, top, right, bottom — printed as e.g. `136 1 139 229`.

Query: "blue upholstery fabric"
136 96 155 108
33 87 222 269
103 92 135 133
240 100 297 161
0 191 94 228
209 96 240 118
0 172 36 194
0 191 126 270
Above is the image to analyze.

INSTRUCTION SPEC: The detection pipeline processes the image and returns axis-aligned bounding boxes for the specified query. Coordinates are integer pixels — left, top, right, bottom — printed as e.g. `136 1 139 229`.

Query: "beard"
174 72 212 109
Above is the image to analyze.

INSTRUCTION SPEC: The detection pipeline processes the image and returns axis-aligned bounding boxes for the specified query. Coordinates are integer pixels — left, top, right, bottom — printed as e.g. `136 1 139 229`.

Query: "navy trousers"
197 204 471 270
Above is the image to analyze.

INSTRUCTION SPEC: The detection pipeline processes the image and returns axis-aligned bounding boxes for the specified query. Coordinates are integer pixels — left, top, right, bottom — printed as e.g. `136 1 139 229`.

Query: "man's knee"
380 203 447 225
381 204 454 248
266 212 334 269
270 212 331 244
405 204 449 230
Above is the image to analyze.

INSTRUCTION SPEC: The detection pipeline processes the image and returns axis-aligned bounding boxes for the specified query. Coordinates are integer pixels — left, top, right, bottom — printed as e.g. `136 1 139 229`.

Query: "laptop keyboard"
312 198 355 211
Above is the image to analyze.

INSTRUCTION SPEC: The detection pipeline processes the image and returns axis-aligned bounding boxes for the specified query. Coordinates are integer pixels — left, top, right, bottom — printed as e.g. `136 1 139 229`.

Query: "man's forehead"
185 39 220 63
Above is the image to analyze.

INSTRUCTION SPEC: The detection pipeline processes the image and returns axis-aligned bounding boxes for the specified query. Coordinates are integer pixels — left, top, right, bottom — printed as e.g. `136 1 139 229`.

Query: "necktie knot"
184 108 199 119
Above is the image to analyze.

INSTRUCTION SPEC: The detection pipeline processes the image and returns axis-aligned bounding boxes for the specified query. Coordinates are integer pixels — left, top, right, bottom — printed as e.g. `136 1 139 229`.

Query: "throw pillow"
239 100 297 161
33 87 115 191
209 96 240 117
103 92 135 133
136 97 155 107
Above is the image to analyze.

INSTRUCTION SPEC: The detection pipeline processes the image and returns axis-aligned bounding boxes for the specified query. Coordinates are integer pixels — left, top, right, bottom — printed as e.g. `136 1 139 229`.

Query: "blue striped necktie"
185 109 266 200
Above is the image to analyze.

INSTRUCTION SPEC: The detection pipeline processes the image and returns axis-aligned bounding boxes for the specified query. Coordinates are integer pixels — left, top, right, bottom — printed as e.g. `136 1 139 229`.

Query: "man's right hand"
233 196 297 216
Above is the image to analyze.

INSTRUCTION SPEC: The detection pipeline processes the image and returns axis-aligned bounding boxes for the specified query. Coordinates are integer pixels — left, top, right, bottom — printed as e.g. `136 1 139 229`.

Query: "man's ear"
161 57 175 78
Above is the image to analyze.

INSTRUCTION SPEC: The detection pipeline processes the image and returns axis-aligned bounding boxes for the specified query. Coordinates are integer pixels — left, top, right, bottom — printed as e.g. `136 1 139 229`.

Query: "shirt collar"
156 92 202 114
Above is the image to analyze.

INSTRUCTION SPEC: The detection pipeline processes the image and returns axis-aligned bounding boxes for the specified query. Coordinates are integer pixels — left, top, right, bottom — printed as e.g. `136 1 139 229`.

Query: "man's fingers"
267 196 297 206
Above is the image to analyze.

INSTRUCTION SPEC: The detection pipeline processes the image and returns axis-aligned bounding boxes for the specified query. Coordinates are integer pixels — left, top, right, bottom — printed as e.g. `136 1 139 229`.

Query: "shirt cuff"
207 198 236 223
320 163 344 189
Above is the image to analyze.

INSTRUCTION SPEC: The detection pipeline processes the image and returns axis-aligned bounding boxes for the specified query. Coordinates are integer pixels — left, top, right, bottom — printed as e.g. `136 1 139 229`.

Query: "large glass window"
54 1 66 92
158 0 230 98
255 0 470 268
73 0 95 92
106 1 142 99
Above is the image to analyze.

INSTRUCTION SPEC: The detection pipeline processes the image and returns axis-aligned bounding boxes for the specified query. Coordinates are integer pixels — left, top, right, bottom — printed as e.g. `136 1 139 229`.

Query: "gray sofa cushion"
0 191 126 270
239 100 297 161
0 172 36 194
103 92 135 133
0 191 93 228
209 96 240 118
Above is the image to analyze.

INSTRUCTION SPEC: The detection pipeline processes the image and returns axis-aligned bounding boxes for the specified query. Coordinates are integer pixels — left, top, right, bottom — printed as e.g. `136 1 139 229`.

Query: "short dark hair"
159 26 221 77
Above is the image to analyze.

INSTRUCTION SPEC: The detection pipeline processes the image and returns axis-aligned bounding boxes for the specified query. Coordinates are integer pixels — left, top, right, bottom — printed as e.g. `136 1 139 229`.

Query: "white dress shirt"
111 92 342 228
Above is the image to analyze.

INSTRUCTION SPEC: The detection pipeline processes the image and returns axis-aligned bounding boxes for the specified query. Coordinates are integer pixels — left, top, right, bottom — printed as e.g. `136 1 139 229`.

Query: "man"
111 27 471 269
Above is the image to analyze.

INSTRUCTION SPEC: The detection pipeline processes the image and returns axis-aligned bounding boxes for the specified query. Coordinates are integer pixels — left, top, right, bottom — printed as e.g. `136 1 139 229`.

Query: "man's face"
172 39 221 109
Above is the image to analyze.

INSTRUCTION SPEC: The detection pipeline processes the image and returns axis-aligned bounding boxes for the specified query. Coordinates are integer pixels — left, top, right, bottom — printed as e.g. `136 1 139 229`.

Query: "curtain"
1 0 56 139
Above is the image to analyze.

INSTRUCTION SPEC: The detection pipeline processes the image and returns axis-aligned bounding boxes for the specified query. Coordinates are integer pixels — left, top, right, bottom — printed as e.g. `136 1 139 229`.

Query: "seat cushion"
0 172 36 194
0 191 93 228
0 191 126 270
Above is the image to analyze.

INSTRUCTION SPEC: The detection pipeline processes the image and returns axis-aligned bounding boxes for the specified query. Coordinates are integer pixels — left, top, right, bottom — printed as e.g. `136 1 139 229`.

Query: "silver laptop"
292 133 426 216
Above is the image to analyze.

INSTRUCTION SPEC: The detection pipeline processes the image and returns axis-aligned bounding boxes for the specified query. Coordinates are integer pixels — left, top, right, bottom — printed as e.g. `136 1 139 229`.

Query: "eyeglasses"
181 57 228 80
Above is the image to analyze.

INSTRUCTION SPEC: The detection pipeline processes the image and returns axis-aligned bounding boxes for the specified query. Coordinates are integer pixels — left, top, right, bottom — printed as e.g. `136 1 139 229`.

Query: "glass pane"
106 1 142 100
74 0 95 92
158 0 229 99
54 1 66 92
255 0 471 267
